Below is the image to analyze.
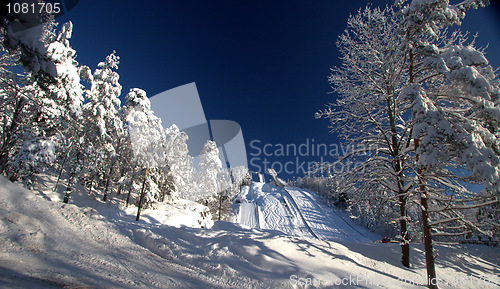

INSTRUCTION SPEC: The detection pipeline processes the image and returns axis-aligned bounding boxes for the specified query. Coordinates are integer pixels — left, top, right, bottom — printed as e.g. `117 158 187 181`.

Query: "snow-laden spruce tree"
215 168 235 221
124 88 166 220
196 140 223 219
230 166 251 188
396 0 499 287
196 141 251 220
0 24 25 175
164 124 196 200
316 6 416 268
0 15 51 181
81 51 124 202
35 21 87 203
197 140 222 201
0 20 85 190
43 22 85 200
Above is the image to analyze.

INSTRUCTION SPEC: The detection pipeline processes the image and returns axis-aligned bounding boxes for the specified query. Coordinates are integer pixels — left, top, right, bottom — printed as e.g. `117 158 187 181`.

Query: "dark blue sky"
57 0 500 179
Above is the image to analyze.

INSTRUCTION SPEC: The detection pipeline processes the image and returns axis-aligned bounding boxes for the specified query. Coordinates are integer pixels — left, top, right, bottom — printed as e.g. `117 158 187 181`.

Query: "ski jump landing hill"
235 181 379 243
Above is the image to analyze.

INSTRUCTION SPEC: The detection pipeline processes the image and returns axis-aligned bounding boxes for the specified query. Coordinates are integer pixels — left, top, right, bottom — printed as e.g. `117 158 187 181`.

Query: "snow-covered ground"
236 183 379 242
1 176 499 288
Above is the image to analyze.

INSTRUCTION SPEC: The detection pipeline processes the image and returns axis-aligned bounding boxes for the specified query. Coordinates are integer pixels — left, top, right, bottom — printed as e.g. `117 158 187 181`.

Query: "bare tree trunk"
126 165 137 207
136 167 148 221
63 151 81 204
90 176 97 194
160 179 167 202
54 157 66 192
116 162 127 196
54 146 72 192
388 94 411 268
102 161 116 202
420 185 438 289
393 45 416 269
409 47 437 287
218 189 223 221
399 194 410 268
415 139 438 289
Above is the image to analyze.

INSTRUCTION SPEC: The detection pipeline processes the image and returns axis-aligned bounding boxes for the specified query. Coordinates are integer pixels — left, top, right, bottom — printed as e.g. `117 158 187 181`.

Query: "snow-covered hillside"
235 183 379 242
1 176 499 288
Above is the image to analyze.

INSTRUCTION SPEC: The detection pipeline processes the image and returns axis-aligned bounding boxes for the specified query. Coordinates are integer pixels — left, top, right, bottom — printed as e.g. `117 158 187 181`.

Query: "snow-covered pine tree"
0 11 54 179
197 140 222 202
38 21 86 203
81 51 124 202
196 141 250 220
230 166 251 188
114 118 137 202
0 83 30 176
0 20 25 175
0 19 85 190
316 6 416 268
164 124 196 200
215 168 234 221
124 88 166 220
396 0 498 287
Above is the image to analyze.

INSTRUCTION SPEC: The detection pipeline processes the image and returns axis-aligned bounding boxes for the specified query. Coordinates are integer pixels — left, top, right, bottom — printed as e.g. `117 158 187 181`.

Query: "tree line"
0 12 250 222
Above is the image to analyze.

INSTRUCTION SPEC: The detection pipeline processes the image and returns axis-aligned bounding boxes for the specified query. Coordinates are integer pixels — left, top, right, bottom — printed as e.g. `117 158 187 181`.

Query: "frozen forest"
1 1 499 289
0 7 251 222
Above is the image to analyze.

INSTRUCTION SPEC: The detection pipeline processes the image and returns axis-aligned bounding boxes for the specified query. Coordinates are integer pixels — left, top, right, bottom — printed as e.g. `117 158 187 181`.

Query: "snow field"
236 182 379 242
1 176 499 288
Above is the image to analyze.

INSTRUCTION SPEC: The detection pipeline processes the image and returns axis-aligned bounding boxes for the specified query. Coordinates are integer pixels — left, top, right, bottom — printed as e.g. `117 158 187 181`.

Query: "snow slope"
236 182 379 242
1 176 500 288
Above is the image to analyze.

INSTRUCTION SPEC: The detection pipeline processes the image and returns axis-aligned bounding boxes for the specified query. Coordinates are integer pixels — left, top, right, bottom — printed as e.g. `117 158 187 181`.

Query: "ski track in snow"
237 182 377 243
296 188 377 242
259 192 294 235
285 187 372 243
281 189 318 239
238 202 258 229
